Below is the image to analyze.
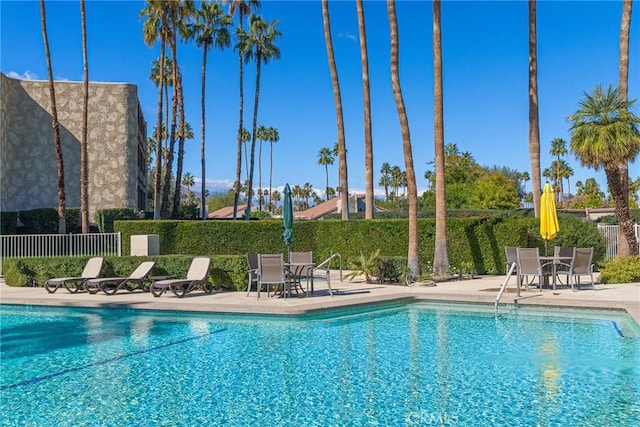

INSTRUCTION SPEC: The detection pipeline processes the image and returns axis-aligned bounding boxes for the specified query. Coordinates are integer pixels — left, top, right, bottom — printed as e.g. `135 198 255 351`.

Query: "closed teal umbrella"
282 183 293 254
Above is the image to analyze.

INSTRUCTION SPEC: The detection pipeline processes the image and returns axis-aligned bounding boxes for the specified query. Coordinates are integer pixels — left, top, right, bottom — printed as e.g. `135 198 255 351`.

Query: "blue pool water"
1 303 639 426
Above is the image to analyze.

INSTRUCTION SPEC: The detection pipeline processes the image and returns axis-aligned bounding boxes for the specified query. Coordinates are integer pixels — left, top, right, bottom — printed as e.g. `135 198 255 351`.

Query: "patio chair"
149 257 213 298
84 261 156 295
568 247 596 291
257 254 290 299
553 246 574 285
516 248 551 291
44 257 104 294
288 251 314 296
245 253 259 297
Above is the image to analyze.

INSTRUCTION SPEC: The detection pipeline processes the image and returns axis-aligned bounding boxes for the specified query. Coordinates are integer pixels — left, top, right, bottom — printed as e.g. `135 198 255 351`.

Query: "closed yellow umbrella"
540 182 559 255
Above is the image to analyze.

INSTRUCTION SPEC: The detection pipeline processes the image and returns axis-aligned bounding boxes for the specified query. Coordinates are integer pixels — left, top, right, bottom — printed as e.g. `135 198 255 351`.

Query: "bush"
1 212 18 235
598 255 640 284
96 208 141 233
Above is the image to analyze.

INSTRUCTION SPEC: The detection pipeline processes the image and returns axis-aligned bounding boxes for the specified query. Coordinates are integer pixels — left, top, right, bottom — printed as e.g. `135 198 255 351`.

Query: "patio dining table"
285 262 316 297
539 256 573 290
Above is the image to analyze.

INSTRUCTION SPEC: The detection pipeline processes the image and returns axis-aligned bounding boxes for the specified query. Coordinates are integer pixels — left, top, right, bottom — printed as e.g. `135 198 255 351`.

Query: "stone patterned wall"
0 73 146 222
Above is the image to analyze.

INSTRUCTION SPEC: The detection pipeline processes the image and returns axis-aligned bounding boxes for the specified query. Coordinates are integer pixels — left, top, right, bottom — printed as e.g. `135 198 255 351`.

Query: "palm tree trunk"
258 138 263 211
606 167 639 255
161 40 179 219
153 38 166 220
269 141 273 212
432 0 448 276
325 164 330 201
40 0 66 234
322 0 349 220
389 0 420 277
233 11 245 220
172 59 186 219
245 54 262 220
528 0 542 218
357 0 374 219
200 44 208 220
80 0 89 233
617 0 633 256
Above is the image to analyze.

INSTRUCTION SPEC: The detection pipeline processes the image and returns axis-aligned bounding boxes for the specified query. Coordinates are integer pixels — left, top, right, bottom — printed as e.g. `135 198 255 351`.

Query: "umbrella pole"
544 240 548 256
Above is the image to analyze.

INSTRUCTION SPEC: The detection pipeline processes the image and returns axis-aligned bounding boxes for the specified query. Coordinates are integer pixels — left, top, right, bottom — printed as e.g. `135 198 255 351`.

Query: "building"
0 72 147 222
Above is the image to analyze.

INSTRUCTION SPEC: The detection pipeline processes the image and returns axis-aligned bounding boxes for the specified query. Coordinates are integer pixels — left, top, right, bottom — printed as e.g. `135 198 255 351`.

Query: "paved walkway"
2 272 639 324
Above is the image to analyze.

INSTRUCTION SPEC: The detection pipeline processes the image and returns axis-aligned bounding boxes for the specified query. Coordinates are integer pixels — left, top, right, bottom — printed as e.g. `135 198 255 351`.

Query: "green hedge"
2 255 248 291
1 212 18 235
114 215 607 276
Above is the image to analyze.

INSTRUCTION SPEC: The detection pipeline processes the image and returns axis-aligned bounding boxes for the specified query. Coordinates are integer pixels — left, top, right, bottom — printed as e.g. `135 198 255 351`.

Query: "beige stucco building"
0 72 147 222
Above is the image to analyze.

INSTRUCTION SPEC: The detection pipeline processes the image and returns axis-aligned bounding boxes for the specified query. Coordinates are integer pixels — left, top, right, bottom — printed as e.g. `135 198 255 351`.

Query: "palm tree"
182 171 195 196
322 0 349 220
356 0 373 219
80 0 89 233
550 137 567 203
192 0 231 219
237 14 281 219
241 127 251 181
389 0 420 277
433 0 448 276
617 0 633 256
226 0 261 220
150 56 174 172
255 124 268 210
391 165 402 200
568 84 640 254
171 0 196 220
141 0 169 220
379 162 391 201
528 0 542 217
40 0 66 234
266 126 279 210
317 147 334 201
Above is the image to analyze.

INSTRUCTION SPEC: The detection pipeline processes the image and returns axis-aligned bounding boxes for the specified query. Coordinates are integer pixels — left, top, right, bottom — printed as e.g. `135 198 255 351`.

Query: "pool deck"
2 272 639 324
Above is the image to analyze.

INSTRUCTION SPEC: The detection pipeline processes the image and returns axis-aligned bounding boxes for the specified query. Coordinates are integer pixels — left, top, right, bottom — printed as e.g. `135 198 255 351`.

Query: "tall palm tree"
181 171 195 196
379 162 392 201
255 124 268 210
80 0 89 233
141 0 169 220
356 0 374 219
241 127 251 180
433 0 448 276
568 85 640 255
317 147 334 201
550 137 567 202
226 0 261 220
528 0 542 217
388 0 420 277
322 0 349 220
192 0 231 219
171 0 196 220
617 0 633 256
40 0 66 234
237 14 281 219
266 126 279 210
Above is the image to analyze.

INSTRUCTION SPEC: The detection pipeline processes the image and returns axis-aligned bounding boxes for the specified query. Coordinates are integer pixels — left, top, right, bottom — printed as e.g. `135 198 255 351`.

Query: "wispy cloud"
338 32 357 43
6 70 39 80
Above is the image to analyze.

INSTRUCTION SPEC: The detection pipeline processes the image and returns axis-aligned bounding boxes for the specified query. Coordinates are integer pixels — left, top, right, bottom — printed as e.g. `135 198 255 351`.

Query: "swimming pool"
1 302 638 426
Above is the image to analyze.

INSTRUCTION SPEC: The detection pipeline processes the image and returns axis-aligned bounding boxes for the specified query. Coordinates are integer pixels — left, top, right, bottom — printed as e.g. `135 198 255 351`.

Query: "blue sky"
1 0 638 199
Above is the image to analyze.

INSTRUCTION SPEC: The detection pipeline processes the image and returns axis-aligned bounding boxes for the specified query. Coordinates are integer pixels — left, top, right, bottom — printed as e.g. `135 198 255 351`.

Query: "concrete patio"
2 271 639 325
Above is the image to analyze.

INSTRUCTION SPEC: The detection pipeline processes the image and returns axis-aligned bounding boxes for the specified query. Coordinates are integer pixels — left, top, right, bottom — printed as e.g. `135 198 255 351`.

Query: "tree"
192 0 231 219
617 0 633 256
80 0 89 233
150 56 174 174
322 0 349 220
181 171 195 195
549 137 567 203
380 162 392 201
432 0 447 276
266 126 279 210
568 85 640 254
226 0 261 220
317 147 334 201
141 0 169 220
389 0 420 277
40 0 66 234
528 0 542 217
237 14 281 220
356 0 374 219
170 0 196 220
255 124 267 210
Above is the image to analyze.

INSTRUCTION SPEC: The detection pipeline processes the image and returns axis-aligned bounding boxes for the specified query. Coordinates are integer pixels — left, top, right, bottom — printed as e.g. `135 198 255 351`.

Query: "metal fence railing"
0 232 121 276
597 224 640 260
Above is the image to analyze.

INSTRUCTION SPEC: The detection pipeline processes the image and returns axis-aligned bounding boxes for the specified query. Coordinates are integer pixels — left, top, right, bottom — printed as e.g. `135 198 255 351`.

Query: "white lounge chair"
44 257 104 293
84 261 156 295
150 257 213 298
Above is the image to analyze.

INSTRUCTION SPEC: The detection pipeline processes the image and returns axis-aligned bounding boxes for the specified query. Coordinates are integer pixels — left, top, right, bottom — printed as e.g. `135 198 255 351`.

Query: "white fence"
0 232 121 276
597 224 640 260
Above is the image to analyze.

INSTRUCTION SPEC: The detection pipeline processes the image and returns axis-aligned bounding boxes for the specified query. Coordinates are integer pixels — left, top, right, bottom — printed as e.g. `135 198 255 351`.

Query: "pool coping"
2 273 639 325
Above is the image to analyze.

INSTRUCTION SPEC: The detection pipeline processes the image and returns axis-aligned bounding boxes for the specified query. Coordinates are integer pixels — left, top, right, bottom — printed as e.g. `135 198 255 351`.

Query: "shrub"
598 255 640 284
96 208 141 233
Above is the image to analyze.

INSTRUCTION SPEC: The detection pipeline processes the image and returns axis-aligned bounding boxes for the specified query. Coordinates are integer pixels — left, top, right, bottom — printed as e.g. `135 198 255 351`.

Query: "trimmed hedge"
3 255 248 291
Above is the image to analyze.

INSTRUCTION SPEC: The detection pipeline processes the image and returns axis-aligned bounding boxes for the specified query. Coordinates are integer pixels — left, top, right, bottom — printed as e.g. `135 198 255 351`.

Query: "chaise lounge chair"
44 257 104 293
84 261 156 295
149 257 213 298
